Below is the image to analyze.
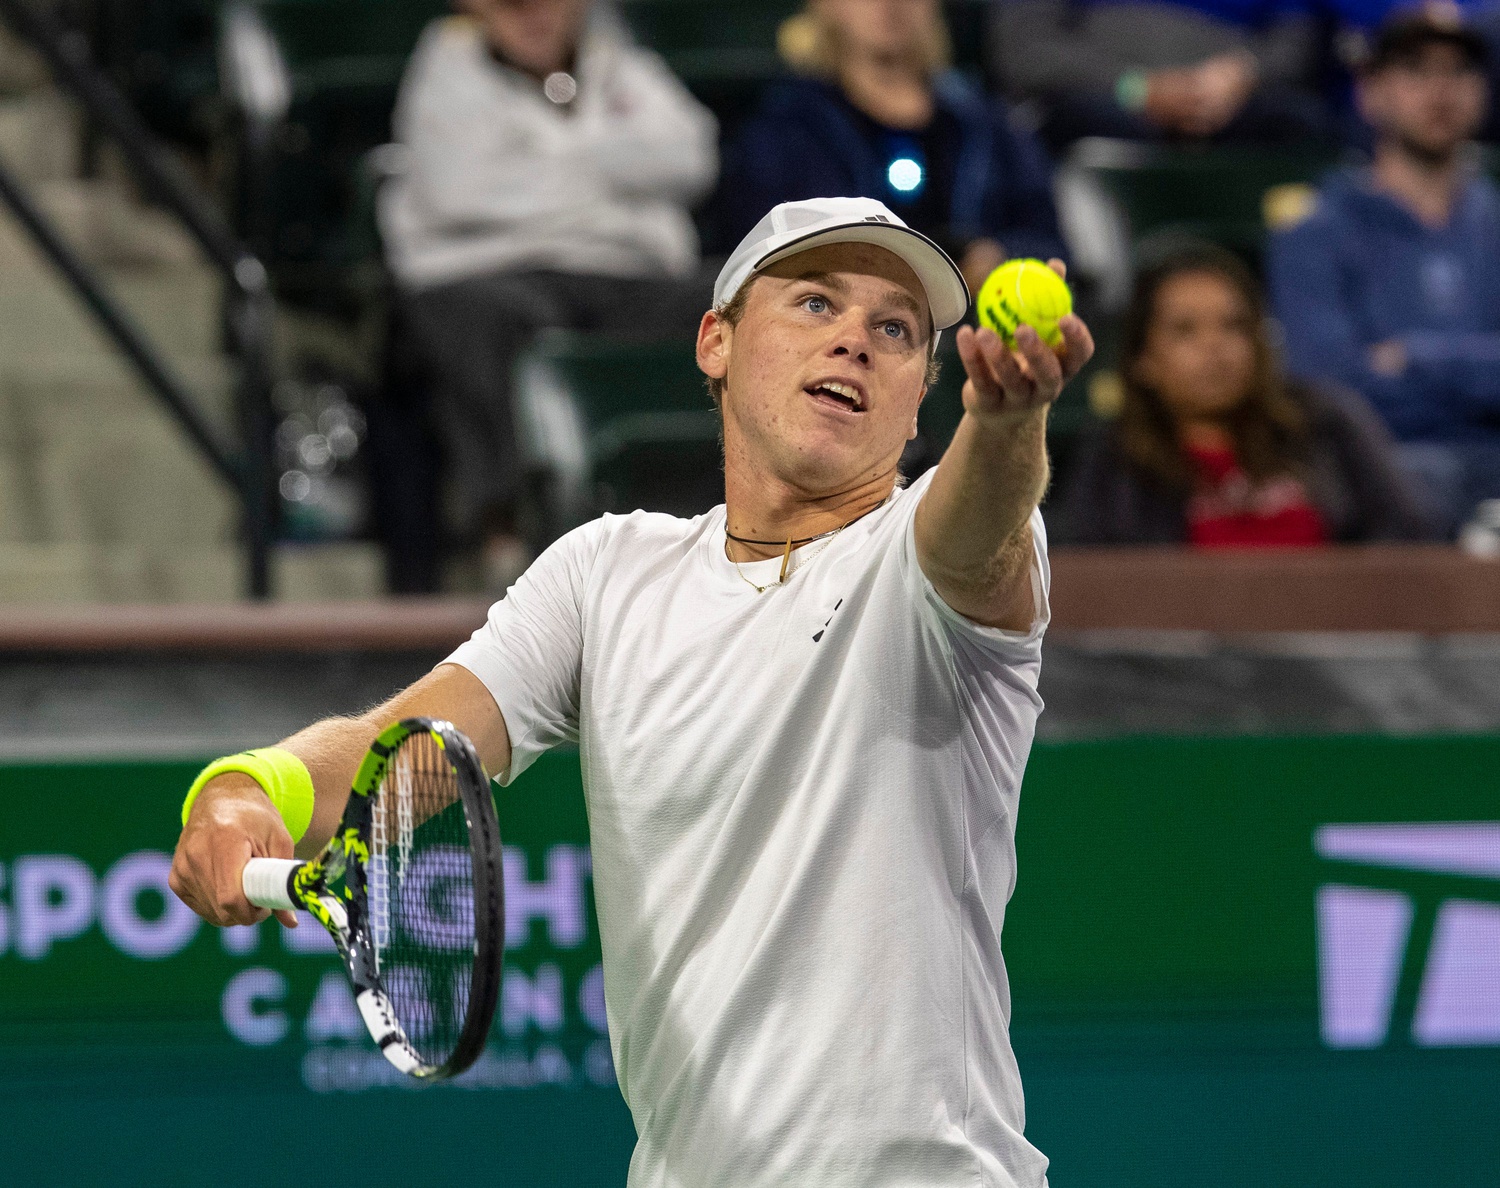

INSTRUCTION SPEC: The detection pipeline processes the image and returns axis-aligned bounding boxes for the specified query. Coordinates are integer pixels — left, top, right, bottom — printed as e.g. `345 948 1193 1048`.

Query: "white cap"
713 197 971 332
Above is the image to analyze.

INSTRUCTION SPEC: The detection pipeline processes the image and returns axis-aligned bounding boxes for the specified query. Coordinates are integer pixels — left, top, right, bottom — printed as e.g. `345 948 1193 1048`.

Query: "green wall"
1008 736 1500 1185
2 737 1497 1185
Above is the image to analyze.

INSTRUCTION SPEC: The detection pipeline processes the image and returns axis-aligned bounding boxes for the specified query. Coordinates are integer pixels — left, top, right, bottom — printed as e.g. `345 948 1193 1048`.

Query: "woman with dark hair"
1049 242 1441 546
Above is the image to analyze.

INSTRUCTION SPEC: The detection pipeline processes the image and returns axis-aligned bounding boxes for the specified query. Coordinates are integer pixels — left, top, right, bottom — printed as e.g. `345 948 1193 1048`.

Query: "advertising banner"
0 752 634 1185
1008 735 1500 1186
2 736 1497 1185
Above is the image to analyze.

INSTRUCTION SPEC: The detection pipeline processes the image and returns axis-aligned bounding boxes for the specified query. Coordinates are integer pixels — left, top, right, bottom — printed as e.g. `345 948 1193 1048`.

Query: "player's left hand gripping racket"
241 717 504 1081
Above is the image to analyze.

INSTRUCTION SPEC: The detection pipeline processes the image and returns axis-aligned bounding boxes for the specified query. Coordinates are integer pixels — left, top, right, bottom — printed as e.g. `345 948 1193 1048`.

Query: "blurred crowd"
368 0 1500 590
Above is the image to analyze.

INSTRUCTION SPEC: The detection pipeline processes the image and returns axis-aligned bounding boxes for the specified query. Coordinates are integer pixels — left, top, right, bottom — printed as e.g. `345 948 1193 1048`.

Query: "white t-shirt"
448 467 1052 1187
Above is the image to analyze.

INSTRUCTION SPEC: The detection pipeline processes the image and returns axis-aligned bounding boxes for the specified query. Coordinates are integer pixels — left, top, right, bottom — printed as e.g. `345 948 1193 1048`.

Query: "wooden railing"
0 598 491 652
0 547 1497 652
1047 546 1500 634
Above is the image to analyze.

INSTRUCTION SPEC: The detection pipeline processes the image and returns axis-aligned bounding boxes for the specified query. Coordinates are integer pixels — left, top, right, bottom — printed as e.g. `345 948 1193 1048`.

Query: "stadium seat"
245 0 443 78
942 0 994 80
209 0 1003 312
112 0 224 149
619 0 795 80
1068 138 1342 264
514 332 724 535
215 0 446 312
617 0 796 147
914 339 967 460
916 320 1108 485
1480 142 1500 184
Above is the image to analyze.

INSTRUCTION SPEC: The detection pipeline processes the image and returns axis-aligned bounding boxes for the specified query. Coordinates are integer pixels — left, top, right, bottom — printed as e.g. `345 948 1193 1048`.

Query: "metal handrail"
0 0 277 597
2 0 255 282
0 156 237 485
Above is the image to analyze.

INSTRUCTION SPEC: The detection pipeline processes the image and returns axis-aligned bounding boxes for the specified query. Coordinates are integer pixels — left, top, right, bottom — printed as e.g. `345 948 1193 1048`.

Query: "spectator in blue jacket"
717 0 1065 296
1268 14 1500 530
989 0 1331 149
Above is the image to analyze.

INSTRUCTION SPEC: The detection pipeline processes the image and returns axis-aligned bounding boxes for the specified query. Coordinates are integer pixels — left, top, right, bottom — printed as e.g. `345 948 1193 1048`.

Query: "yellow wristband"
181 748 316 843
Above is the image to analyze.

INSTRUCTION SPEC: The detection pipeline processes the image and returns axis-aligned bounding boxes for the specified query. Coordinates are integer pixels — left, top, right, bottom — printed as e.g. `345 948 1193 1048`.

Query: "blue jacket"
1267 167 1500 444
717 74 1065 264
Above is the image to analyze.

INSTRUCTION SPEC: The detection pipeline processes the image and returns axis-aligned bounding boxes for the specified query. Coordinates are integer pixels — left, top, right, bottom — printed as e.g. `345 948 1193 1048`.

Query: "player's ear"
697 309 730 382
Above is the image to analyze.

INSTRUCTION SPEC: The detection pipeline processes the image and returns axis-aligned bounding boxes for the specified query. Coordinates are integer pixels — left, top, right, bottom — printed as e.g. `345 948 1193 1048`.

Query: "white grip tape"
358 990 421 1074
242 857 300 911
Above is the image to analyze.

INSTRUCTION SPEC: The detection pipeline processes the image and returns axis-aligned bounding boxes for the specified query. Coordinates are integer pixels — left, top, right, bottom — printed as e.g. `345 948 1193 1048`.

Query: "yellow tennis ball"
975 259 1072 349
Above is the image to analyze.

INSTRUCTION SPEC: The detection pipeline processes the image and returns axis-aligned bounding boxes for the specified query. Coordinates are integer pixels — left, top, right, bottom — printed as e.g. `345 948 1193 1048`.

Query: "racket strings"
371 730 477 1066
396 751 415 875
369 750 418 965
370 779 392 961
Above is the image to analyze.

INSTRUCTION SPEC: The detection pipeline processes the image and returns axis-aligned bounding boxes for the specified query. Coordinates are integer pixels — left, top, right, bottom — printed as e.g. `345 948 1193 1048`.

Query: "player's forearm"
174 664 511 928
184 714 386 861
285 664 513 852
192 664 513 857
276 713 380 855
915 405 1049 627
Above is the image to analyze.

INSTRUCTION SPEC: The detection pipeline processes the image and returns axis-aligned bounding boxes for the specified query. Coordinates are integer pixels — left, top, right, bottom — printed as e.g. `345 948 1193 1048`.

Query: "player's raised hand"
169 775 298 928
956 259 1094 425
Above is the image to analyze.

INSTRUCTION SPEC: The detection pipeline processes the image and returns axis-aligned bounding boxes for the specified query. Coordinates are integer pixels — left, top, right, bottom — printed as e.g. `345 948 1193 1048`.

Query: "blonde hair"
777 3 952 81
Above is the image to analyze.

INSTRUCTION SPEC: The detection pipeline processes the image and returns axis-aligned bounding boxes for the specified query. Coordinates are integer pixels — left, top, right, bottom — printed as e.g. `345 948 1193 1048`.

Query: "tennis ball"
975 259 1072 350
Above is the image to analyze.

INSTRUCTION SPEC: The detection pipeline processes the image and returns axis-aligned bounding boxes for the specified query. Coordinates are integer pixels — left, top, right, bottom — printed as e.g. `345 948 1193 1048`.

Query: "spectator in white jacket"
380 0 718 589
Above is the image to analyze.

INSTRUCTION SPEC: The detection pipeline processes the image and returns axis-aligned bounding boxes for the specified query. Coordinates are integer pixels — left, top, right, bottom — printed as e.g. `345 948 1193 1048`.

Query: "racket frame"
243 717 504 1080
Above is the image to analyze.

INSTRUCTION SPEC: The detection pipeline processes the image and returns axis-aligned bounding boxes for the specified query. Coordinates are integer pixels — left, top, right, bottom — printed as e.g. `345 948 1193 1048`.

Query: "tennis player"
171 196 1092 1186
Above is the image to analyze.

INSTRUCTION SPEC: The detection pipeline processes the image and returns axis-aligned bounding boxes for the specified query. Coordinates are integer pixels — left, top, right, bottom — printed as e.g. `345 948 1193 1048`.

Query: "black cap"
1364 13 1488 73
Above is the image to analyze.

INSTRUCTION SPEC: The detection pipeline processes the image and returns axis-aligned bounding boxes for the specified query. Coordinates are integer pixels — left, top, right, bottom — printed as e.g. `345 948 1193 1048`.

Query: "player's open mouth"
806 380 866 414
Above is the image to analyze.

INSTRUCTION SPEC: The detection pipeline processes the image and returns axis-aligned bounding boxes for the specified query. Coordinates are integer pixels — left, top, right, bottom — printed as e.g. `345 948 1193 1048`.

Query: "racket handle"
243 858 300 911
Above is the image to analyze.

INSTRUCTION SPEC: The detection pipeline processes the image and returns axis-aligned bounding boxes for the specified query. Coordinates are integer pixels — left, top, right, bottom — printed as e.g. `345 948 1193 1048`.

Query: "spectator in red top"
1049 241 1441 546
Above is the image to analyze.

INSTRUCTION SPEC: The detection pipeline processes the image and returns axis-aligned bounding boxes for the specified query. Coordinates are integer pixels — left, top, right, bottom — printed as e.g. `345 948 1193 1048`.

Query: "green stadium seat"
617 0 796 146
248 0 444 82
915 339 967 456
113 0 224 149
1479 142 1500 184
619 0 796 81
942 0 994 80
514 332 724 534
917 326 1104 479
1069 138 1342 265
216 0 446 312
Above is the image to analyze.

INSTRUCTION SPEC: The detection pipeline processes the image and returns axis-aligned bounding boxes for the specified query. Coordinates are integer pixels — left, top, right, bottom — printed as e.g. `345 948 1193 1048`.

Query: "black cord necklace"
724 503 884 548
726 503 887 589
724 529 829 547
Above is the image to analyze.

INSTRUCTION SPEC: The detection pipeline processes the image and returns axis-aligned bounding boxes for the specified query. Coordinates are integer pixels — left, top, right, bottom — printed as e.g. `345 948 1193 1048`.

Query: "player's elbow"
922 525 1037 631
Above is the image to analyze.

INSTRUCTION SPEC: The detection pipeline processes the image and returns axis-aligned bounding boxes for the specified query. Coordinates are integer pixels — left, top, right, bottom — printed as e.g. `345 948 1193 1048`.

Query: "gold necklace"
725 497 892 595
730 524 847 595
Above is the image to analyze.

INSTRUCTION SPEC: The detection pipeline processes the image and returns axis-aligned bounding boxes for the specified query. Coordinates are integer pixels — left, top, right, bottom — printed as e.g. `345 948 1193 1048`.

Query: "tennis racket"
241 717 504 1081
